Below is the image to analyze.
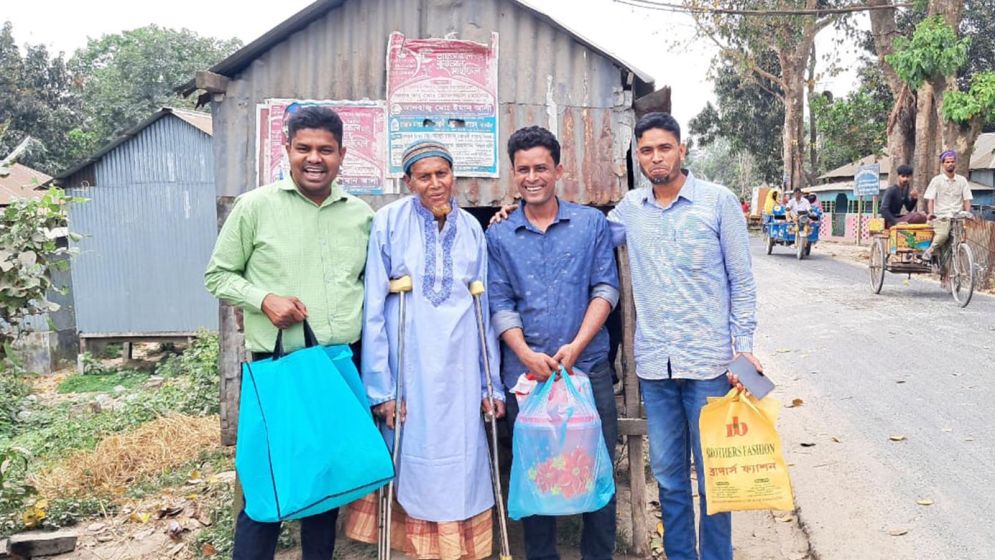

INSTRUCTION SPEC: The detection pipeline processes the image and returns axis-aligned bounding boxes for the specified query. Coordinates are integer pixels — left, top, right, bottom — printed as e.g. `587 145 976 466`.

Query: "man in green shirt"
204 105 373 559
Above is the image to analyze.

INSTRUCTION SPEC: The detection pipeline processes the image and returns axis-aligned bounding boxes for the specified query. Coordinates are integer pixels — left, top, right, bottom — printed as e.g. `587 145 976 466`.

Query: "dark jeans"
505 360 619 560
233 340 360 559
232 507 338 560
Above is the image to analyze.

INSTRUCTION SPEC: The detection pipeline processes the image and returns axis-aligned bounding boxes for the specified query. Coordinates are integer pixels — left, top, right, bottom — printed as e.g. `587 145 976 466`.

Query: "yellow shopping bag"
699 389 794 514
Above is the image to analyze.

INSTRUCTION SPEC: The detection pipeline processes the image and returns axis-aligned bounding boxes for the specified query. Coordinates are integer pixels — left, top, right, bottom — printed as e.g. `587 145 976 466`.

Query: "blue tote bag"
236 321 394 522
508 369 615 519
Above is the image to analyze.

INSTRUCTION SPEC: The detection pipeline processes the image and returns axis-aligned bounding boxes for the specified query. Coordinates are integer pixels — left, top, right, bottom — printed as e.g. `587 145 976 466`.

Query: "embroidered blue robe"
362 195 503 522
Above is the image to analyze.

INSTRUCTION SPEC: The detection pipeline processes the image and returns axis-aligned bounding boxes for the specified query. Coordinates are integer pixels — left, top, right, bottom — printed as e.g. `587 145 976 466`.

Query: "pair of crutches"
376 276 512 560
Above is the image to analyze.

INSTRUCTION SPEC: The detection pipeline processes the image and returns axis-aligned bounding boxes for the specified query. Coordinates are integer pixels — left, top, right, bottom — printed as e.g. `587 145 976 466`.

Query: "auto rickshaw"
763 204 822 259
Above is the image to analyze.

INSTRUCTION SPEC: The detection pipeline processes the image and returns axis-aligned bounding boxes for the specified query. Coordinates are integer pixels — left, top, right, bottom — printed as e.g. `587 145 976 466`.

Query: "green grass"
56 371 147 394
2 384 188 461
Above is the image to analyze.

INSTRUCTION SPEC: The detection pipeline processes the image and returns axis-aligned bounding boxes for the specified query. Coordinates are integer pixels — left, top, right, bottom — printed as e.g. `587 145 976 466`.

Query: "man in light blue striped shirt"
607 112 760 560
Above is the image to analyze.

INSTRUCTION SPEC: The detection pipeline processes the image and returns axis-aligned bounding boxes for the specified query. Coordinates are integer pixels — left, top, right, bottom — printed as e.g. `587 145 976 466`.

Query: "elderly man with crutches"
345 140 507 560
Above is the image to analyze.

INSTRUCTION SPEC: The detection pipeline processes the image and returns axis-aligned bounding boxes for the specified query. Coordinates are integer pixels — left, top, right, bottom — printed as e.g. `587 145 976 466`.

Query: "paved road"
751 238 995 560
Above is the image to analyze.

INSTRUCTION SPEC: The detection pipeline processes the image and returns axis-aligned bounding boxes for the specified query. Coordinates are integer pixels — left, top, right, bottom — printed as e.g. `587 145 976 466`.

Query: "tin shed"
56 108 219 346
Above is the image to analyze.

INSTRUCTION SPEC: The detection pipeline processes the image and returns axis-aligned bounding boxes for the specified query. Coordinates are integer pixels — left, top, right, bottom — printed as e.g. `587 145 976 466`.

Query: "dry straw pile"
34 415 220 498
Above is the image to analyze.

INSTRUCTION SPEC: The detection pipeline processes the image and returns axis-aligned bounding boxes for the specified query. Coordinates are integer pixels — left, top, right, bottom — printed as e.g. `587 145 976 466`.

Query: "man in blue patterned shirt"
486 126 620 560
607 112 760 560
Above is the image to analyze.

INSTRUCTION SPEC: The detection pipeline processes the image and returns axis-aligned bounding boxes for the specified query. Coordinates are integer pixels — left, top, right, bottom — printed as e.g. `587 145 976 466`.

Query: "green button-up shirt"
204 178 373 353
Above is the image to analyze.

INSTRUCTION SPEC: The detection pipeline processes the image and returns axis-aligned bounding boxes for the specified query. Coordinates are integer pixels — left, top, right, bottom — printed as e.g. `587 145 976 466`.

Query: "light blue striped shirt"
607 171 757 381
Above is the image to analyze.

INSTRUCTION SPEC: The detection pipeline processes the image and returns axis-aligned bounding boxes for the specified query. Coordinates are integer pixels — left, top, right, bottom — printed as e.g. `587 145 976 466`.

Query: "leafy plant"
943 71 995 125
810 85 890 173
0 188 82 355
887 16 971 88
78 352 111 375
0 446 35 537
8 384 188 460
0 363 29 437
42 496 113 529
155 331 219 416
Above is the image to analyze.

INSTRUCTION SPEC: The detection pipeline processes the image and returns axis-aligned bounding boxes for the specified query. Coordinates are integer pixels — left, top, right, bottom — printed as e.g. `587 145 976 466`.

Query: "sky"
3 0 864 133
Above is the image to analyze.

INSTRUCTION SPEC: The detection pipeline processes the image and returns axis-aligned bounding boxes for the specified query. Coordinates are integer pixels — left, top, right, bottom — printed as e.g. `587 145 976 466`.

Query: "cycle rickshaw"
867 212 976 307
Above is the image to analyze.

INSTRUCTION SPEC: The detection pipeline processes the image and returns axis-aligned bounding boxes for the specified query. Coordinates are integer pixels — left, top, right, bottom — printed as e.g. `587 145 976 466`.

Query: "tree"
687 137 762 199
68 25 241 157
0 21 84 175
960 0 995 92
689 57 784 184
869 0 995 190
868 0 918 182
887 8 995 189
685 0 845 190
811 61 892 174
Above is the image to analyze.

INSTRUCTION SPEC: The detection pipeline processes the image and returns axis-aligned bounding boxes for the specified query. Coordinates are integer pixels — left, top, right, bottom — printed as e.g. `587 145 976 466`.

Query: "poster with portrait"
256 99 389 195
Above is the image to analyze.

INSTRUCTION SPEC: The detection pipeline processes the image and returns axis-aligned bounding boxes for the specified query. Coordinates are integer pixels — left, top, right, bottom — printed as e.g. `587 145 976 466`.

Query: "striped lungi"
344 492 493 560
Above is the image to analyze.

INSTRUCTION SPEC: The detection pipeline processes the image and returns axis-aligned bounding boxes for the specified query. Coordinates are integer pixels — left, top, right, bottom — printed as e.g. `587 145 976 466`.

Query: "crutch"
378 275 412 560
469 280 513 560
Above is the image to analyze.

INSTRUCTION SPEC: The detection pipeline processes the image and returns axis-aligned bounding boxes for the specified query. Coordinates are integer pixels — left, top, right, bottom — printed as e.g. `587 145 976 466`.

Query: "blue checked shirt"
607 172 756 381
486 200 620 389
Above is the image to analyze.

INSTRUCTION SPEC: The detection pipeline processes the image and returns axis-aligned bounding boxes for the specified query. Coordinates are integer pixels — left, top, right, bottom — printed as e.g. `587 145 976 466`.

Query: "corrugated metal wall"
67 115 219 335
211 0 635 207
971 169 994 188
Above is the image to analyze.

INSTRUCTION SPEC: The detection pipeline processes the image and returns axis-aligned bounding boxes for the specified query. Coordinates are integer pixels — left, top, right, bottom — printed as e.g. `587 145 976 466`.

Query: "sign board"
854 163 881 197
386 32 499 177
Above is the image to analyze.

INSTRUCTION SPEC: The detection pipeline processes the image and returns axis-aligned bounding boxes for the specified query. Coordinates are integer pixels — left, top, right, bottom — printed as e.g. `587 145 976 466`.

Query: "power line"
613 0 914 16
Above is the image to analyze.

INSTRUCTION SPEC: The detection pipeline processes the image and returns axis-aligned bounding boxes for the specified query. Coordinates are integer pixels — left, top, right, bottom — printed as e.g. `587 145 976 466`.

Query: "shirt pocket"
554 250 582 279
329 233 367 282
678 225 721 271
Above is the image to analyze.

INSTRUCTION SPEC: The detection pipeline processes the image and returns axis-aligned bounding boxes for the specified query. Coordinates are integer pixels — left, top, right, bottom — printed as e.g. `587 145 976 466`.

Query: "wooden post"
216 196 246 447
617 246 648 557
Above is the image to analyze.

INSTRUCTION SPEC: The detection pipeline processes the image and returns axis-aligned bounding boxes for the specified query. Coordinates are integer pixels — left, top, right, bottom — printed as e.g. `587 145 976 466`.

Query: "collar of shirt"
509 197 573 233
637 170 698 210
277 176 347 207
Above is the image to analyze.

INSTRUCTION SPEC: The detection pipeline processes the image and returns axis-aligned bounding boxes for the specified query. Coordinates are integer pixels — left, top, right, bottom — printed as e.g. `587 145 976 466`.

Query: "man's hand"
910 190 919 200
727 352 764 394
374 399 407 429
519 349 560 381
261 294 307 329
552 343 580 372
481 398 506 420
488 203 519 226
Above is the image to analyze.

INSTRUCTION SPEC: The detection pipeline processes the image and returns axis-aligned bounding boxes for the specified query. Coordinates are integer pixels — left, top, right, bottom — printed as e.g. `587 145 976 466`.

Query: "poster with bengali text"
386 32 499 177
256 99 389 195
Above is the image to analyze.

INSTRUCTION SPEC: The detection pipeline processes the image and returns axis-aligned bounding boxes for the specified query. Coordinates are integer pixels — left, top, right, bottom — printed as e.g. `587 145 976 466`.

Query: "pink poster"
386 32 499 177
257 99 388 195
